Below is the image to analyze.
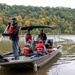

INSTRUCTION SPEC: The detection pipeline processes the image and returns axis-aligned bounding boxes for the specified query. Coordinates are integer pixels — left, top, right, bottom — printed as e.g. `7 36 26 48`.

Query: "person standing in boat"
38 29 47 43
7 22 21 54
2 18 20 60
24 29 32 45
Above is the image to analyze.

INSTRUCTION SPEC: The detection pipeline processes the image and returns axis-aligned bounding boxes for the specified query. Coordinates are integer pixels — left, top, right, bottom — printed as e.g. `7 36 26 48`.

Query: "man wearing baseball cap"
2 17 20 60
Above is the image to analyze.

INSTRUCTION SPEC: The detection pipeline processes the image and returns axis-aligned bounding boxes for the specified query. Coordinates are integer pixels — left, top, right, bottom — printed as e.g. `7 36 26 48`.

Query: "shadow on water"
0 53 61 75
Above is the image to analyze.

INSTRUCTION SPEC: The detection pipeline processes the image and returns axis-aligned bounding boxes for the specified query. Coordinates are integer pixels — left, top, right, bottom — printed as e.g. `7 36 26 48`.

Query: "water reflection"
48 60 75 75
48 53 75 75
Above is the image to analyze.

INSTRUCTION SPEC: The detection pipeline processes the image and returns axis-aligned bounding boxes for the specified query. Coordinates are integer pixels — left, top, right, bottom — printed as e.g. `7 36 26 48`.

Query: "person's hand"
2 33 5 36
2 33 9 36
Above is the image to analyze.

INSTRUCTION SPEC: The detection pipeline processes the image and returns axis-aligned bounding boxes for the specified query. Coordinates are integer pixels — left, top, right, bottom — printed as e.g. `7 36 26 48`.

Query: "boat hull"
33 49 59 67
0 48 60 69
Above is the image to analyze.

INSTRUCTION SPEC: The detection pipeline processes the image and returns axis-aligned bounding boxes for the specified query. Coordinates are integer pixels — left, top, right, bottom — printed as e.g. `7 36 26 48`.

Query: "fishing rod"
0 25 9 42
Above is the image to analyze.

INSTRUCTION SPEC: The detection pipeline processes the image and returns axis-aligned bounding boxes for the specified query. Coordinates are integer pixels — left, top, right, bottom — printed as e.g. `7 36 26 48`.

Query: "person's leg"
18 43 21 54
12 40 19 60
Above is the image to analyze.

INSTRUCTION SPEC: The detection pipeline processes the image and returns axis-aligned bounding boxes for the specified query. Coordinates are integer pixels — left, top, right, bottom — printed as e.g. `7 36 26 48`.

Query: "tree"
25 20 30 26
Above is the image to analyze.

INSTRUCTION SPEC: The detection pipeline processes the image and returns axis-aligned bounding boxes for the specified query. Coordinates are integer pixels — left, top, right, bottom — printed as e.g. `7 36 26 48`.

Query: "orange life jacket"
7 25 13 33
26 34 32 42
47 49 53 53
7 25 20 35
24 47 30 54
36 43 44 54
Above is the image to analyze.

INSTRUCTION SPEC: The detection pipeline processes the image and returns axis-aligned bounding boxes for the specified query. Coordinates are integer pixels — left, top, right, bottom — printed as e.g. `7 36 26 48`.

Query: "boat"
0 25 61 71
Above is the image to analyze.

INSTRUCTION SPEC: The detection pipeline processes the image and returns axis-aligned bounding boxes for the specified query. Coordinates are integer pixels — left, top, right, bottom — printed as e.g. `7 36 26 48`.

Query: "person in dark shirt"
38 29 47 43
2 18 20 60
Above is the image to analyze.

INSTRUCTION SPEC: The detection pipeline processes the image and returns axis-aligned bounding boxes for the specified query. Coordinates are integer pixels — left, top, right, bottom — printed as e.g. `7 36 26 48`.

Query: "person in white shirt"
24 30 32 45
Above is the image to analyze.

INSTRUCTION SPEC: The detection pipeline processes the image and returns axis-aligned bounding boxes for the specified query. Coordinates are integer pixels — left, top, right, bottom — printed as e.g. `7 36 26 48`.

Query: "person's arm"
2 23 11 36
43 45 46 52
44 33 47 40
10 25 19 35
2 33 9 36
30 45 34 53
43 45 48 53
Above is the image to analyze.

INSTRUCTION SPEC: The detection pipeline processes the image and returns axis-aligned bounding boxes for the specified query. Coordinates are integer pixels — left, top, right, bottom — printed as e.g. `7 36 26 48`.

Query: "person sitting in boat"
38 29 47 43
36 40 48 56
24 29 32 45
24 40 34 56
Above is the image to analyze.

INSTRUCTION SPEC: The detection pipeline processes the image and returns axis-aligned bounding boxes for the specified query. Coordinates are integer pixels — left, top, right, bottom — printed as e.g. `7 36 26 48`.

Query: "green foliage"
0 26 5 33
0 3 75 34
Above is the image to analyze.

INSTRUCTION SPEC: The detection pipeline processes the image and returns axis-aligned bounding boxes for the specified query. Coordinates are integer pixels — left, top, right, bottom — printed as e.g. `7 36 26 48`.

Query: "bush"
0 26 4 33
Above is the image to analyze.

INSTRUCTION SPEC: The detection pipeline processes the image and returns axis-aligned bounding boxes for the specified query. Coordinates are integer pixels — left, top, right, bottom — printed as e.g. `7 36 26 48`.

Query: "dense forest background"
0 3 75 34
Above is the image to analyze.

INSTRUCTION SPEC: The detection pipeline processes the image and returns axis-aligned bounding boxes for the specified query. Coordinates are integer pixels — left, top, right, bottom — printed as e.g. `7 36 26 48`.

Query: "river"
0 35 75 75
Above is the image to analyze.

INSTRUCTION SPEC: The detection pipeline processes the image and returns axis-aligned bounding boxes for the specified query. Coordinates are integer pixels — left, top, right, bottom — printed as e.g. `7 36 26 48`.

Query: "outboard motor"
45 39 53 49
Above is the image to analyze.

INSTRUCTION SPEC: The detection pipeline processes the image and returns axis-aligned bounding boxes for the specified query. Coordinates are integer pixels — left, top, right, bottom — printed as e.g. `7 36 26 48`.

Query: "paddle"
0 25 9 42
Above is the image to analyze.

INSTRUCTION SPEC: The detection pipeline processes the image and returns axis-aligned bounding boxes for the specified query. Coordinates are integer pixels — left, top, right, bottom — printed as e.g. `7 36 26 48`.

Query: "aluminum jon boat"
0 25 61 71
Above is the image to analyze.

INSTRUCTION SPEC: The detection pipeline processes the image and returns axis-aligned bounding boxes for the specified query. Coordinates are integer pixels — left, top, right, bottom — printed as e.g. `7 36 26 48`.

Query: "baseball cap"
12 17 17 21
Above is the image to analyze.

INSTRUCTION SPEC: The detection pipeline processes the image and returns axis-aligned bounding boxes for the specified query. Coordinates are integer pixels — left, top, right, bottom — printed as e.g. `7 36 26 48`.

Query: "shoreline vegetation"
0 4 75 34
0 40 24 54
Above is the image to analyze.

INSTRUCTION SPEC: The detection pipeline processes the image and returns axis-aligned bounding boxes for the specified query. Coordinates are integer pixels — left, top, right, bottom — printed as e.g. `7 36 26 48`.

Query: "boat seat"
0 54 3 59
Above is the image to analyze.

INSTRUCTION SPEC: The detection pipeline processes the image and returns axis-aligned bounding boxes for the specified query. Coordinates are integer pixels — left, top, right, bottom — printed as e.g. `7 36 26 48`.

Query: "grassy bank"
0 38 75 54
0 40 24 54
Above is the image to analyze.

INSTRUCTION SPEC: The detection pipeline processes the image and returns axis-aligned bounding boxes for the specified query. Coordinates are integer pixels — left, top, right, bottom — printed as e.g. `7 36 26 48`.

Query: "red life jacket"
7 25 13 33
24 47 30 54
26 34 32 42
36 43 44 54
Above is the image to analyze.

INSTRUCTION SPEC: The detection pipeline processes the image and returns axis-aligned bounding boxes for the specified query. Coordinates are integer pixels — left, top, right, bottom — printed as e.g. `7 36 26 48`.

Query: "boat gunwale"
0 49 59 65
